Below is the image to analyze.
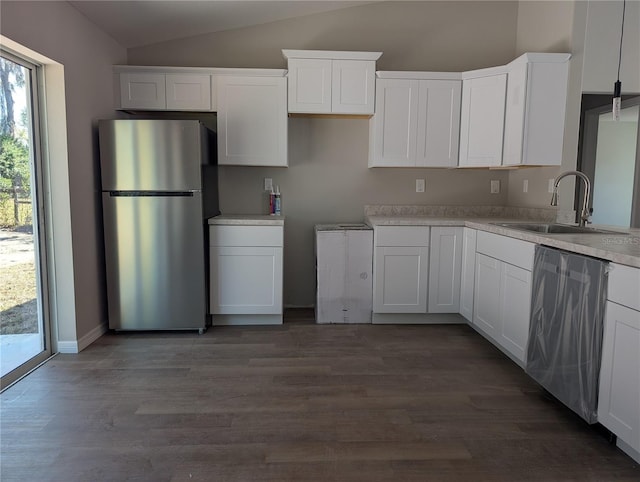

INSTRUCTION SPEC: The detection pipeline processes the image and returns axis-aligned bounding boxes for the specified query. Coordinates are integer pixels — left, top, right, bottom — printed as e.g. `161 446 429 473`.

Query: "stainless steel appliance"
99 119 218 331
526 246 608 423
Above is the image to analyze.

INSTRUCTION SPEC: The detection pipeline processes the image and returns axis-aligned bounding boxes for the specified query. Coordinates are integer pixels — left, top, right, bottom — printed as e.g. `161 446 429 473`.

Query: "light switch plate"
264 177 273 191
490 180 500 194
416 179 425 193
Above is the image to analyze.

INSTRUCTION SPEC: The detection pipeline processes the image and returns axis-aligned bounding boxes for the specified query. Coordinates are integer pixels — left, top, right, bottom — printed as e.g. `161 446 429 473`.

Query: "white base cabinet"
472 232 534 365
598 264 640 463
428 227 462 313
373 226 430 314
459 228 477 321
209 224 283 324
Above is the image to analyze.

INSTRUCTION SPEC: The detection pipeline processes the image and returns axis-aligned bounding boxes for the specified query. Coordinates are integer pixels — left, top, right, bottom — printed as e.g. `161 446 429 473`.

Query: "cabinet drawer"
209 225 283 247
608 263 640 311
375 226 430 247
476 230 534 270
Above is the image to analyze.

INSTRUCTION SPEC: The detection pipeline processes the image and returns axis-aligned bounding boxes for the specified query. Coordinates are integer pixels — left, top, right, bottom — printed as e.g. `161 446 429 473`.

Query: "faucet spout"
551 171 592 227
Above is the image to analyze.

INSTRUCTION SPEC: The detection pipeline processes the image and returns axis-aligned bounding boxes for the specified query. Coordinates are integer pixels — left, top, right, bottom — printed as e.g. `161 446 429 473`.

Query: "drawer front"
375 226 430 247
476 230 534 271
209 225 283 247
608 263 640 311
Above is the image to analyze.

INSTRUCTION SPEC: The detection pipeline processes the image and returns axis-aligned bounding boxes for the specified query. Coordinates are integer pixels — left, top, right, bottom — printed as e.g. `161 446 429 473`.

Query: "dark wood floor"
1 312 638 481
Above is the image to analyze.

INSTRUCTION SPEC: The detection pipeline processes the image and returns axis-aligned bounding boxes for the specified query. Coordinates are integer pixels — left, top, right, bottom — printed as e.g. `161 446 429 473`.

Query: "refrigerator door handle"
108 191 196 197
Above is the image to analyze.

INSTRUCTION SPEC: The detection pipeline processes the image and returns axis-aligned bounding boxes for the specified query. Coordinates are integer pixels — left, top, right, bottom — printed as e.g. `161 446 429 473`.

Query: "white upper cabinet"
287 58 332 113
283 50 381 115
458 69 507 167
502 53 570 166
369 73 461 167
119 72 167 110
165 74 212 111
216 75 288 167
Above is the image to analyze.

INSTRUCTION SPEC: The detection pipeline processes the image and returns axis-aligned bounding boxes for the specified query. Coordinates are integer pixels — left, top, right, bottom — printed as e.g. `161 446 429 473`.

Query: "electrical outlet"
264 177 273 191
548 179 555 193
416 179 425 193
523 179 528 193
490 180 500 194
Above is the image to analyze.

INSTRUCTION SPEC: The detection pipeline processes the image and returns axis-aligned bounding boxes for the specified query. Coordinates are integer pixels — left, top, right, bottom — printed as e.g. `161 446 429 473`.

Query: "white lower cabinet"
209 224 283 324
374 246 429 313
598 263 640 463
459 228 477 321
473 232 534 365
428 227 462 313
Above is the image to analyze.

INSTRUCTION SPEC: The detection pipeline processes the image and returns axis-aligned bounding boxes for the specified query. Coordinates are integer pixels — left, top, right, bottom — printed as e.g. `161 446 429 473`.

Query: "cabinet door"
460 228 477 322
332 60 376 114
119 73 166 110
428 227 462 313
473 253 501 337
499 263 531 363
459 74 507 167
288 58 332 113
369 79 419 167
217 76 288 166
502 62 527 166
416 80 461 167
373 246 428 313
166 74 211 111
210 246 283 315
598 301 640 453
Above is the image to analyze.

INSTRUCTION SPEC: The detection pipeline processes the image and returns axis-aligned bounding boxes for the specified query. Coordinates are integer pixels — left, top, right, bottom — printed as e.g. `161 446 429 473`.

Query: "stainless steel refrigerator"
99 119 218 331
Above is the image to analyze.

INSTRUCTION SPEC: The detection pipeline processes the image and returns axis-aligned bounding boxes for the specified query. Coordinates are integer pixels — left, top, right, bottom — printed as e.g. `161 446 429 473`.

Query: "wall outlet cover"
548 179 555 193
416 179 425 193
264 177 273 191
523 179 528 193
490 180 500 194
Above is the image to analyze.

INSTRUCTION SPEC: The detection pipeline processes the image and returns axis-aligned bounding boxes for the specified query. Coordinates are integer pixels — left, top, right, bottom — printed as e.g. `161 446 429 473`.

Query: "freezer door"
99 119 203 191
103 192 206 330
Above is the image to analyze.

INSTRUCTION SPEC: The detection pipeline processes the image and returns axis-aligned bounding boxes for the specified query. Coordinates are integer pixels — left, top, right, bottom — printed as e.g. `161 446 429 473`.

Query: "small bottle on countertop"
274 186 281 216
269 187 275 215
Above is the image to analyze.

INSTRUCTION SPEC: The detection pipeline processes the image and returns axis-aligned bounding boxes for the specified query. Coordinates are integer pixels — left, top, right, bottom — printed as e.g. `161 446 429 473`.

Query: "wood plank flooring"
1 312 638 481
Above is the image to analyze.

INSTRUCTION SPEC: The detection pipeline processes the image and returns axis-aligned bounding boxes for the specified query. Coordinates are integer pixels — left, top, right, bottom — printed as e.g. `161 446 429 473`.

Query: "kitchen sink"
491 223 629 235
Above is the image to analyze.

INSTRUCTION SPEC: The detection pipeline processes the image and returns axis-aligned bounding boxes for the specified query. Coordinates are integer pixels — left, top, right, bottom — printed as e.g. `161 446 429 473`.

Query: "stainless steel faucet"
550 170 592 227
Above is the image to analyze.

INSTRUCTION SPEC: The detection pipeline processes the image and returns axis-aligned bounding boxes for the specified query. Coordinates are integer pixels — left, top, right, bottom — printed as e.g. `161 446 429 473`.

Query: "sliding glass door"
0 51 51 389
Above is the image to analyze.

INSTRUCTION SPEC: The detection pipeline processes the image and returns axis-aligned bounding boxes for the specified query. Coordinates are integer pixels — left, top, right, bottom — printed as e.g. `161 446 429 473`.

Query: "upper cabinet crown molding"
282 50 382 61
283 49 381 115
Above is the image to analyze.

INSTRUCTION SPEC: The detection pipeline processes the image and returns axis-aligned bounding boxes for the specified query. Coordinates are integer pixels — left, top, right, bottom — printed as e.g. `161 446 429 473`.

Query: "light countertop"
208 214 285 226
366 215 640 268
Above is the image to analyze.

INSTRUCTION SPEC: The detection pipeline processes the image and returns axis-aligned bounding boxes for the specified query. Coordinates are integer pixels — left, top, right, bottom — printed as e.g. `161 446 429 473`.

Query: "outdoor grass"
0 262 38 334
0 198 32 228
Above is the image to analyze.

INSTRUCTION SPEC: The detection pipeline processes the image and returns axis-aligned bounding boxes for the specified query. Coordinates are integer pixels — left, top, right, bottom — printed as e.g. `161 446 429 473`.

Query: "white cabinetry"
373 226 430 314
473 231 534 364
209 224 284 325
459 228 477 321
458 70 507 167
216 75 288 167
283 50 381 115
117 69 213 111
369 73 461 168
502 53 570 166
598 263 640 463
428 227 463 313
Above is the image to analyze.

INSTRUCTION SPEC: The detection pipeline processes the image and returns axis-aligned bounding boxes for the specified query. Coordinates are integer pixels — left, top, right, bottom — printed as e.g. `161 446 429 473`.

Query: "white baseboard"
57 322 108 354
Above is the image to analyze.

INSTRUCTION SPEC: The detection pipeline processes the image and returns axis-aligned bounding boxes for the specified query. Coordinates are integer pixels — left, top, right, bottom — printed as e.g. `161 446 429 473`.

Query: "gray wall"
1 1 126 341
129 1 518 307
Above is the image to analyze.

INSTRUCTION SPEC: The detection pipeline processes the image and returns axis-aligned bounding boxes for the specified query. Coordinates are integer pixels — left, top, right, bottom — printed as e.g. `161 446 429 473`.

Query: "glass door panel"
0 53 50 388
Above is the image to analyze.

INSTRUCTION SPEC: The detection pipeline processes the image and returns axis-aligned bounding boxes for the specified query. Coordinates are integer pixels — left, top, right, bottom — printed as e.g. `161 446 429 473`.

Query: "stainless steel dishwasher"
526 246 609 423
